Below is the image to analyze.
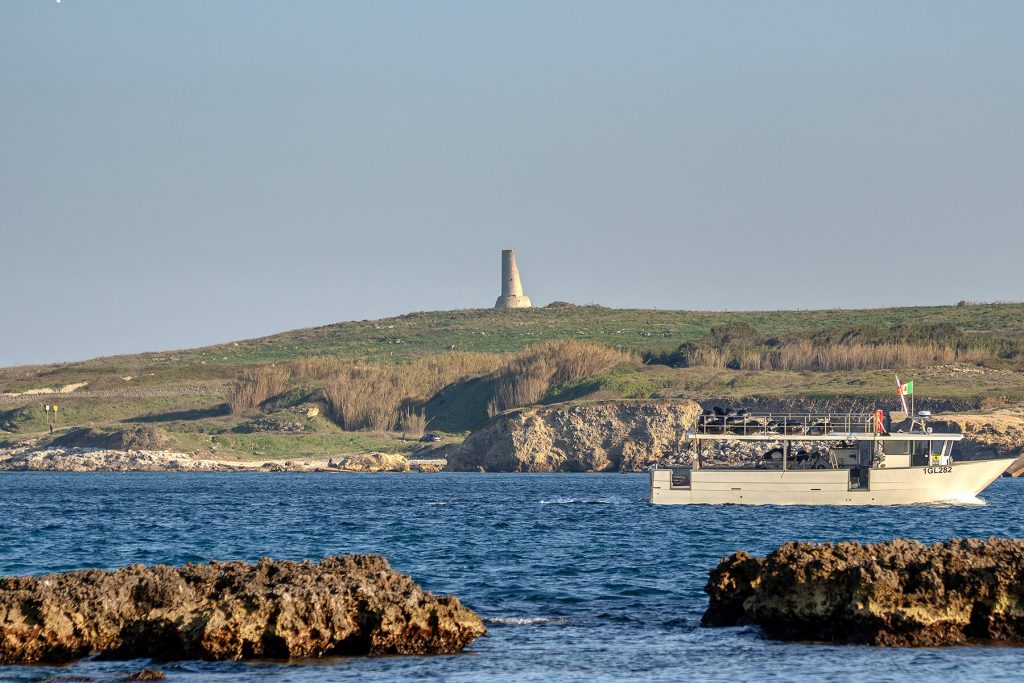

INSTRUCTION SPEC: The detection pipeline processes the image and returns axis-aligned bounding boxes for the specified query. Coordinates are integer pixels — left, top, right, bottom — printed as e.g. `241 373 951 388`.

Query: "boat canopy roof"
690 411 963 442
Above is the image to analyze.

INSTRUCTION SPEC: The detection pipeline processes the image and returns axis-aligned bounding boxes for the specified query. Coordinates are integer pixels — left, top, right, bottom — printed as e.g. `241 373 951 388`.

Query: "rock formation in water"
702 538 1024 646
0 555 485 664
443 399 702 472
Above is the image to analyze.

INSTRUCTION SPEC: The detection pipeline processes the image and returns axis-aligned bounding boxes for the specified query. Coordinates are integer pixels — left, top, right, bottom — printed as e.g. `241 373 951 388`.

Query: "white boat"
650 409 1013 505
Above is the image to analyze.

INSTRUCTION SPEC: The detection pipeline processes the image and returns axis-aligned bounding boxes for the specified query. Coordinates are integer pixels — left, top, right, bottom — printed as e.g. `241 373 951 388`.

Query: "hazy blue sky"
2 1 1022 366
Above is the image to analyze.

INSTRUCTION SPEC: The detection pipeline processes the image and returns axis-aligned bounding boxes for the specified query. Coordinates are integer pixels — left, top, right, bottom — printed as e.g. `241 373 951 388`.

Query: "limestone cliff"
443 399 702 472
703 538 1024 646
930 406 1024 475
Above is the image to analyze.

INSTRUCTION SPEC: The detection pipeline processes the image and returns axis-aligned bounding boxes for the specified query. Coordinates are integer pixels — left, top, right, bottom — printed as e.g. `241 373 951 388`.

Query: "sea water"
2 472 1024 682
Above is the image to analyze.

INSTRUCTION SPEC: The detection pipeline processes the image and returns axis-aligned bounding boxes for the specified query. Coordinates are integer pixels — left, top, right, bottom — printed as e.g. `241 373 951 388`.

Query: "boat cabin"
651 409 1009 506
671 410 960 488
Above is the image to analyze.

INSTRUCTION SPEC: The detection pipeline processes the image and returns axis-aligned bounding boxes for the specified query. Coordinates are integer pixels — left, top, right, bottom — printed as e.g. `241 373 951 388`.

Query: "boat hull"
649 457 1014 505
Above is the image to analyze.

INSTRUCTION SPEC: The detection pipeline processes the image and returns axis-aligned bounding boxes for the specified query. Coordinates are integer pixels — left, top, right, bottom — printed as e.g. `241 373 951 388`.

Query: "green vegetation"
2 302 1023 457
0 396 442 460
4 302 1024 387
645 321 1014 372
168 431 429 461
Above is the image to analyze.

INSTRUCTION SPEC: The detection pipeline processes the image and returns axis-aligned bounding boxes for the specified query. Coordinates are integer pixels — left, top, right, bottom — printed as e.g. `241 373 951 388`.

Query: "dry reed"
398 407 428 437
688 347 727 369
489 340 638 413
490 357 554 415
777 340 965 371
226 366 289 414
681 340 990 372
320 353 502 431
735 349 768 371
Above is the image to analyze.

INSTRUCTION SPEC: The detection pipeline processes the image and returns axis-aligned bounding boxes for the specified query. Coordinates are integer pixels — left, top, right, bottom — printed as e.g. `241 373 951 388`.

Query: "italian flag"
899 380 914 396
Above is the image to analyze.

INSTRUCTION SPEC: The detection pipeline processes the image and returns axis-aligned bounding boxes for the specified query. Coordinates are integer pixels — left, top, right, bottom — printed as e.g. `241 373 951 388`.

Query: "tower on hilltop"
494 249 532 309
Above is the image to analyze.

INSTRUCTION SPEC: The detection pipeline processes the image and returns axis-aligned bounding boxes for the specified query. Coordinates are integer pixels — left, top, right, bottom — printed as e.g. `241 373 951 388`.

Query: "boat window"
882 440 910 455
913 441 929 457
929 440 952 466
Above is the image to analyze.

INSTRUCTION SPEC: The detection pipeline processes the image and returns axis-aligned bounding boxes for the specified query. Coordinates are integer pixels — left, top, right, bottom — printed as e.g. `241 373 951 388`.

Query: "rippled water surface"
2 473 1024 682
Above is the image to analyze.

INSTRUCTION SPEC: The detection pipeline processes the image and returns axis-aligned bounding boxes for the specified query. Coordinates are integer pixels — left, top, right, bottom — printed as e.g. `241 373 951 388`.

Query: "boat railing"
692 412 876 437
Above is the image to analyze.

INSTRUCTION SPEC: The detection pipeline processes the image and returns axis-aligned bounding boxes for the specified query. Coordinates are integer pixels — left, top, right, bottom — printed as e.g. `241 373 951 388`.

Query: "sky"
1 1 1022 366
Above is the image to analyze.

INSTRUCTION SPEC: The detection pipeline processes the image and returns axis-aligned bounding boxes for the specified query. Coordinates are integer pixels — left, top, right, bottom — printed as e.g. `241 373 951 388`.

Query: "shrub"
702 321 760 348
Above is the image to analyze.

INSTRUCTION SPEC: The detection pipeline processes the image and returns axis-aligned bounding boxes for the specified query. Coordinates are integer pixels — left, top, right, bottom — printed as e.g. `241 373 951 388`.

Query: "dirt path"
0 386 228 405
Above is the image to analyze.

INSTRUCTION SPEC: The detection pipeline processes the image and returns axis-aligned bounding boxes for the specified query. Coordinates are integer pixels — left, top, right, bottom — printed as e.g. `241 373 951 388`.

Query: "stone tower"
494 249 533 309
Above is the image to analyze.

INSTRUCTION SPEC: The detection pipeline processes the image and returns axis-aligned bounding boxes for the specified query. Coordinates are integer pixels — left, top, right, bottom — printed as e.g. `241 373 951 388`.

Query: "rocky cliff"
443 399 702 472
931 407 1024 475
703 538 1024 646
0 555 485 664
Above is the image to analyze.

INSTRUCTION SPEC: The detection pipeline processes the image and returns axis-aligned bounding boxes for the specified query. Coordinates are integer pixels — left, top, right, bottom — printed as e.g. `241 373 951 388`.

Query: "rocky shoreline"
0 446 444 473
703 538 1024 646
0 555 485 663
3 402 1023 474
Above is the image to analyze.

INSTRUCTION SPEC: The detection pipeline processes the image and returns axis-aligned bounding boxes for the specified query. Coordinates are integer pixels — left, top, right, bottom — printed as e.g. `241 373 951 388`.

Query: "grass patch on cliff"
544 366 673 402
640 365 1024 404
596 369 676 399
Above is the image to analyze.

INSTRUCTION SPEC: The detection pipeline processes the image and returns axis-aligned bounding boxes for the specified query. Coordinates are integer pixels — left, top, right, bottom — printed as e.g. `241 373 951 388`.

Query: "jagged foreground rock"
702 538 1024 646
0 555 485 663
443 399 702 472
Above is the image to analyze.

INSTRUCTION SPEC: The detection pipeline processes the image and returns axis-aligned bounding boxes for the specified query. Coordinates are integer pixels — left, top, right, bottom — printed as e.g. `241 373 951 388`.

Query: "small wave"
486 616 571 626
932 495 987 507
538 497 631 505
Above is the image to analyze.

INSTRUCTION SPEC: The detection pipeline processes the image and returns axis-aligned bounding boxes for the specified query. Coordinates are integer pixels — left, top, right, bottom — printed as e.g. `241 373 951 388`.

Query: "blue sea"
2 473 1024 682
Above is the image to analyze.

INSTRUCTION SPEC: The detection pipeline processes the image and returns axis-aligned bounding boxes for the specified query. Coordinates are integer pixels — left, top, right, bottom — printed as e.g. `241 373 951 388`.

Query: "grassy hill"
2 302 1023 459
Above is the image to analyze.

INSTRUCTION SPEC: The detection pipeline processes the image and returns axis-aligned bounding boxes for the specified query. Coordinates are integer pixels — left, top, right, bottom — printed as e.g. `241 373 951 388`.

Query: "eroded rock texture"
443 399 702 472
702 538 1024 646
0 555 485 663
